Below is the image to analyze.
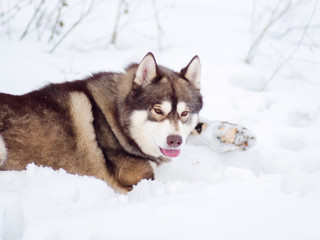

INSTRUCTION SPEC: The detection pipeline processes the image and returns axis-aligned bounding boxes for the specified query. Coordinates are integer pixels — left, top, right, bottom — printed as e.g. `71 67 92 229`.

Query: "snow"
1 0 320 239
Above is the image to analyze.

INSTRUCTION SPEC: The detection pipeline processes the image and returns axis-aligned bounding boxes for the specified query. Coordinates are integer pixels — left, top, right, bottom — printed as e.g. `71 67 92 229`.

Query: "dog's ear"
134 52 157 87
181 56 201 90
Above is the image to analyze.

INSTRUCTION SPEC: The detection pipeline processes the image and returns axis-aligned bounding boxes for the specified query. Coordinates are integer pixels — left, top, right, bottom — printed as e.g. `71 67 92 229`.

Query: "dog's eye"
181 111 189 117
154 108 163 115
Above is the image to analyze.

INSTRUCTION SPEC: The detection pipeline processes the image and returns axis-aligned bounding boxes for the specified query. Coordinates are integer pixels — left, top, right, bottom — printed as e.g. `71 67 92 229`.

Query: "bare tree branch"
110 0 126 45
50 0 95 53
20 0 45 40
49 0 66 43
245 0 293 64
261 0 318 91
151 0 163 51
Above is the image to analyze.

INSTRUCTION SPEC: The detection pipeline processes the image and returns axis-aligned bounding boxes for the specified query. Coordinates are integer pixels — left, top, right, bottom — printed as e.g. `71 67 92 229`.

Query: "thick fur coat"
0 53 202 193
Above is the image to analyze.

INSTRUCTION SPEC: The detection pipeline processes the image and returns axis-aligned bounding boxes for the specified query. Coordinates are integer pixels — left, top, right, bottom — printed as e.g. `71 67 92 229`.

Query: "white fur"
185 57 201 89
130 107 199 158
178 114 199 141
148 160 157 172
160 101 172 115
0 134 7 166
177 102 187 115
130 110 163 157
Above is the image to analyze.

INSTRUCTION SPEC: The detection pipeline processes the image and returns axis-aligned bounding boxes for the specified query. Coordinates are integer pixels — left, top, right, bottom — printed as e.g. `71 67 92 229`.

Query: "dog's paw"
188 120 257 153
216 122 256 151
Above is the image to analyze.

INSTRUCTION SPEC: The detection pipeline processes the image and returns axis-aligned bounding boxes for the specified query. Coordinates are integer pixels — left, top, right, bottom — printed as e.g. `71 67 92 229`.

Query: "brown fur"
0 76 155 193
0 53 203 193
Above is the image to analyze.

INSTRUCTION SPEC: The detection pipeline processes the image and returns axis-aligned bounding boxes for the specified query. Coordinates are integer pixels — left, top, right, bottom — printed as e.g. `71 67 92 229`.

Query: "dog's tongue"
160 148 181 157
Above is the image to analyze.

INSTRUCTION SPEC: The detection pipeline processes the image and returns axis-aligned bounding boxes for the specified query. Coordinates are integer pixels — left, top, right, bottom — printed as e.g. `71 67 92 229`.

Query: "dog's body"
0 53 256 193
0 53 203 192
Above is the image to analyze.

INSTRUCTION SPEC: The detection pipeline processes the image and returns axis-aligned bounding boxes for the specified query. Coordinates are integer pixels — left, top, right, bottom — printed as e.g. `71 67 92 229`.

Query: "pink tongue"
160 148 181 157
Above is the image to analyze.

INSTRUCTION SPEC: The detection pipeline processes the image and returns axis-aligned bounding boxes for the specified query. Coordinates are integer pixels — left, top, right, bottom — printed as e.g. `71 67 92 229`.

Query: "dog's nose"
167 135 182 148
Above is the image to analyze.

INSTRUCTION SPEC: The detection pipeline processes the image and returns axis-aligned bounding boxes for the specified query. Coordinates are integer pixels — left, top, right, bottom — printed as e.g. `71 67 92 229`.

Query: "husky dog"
0 53 255 193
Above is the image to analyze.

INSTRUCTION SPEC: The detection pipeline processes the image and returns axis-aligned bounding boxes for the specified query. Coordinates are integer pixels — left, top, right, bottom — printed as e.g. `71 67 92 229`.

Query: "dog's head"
126 52 203 158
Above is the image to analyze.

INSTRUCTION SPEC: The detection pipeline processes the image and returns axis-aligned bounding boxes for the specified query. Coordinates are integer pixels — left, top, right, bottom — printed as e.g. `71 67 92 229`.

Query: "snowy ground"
1 0 320 239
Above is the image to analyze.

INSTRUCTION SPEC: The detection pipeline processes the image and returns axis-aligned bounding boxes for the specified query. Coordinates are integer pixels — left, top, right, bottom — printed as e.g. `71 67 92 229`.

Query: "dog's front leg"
108 153 155 192
188 120 257 153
